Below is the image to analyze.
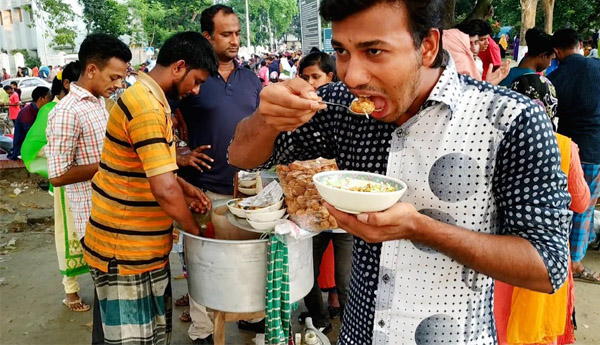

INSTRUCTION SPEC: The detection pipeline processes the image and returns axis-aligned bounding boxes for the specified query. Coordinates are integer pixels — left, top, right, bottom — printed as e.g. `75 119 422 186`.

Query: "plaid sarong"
570 163 600 262
89 260 172 345
265 235 291 345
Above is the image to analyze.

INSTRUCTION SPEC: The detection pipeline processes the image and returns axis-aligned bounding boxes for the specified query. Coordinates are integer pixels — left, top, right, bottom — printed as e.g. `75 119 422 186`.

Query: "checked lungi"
89 260 173 345
570 163 600 262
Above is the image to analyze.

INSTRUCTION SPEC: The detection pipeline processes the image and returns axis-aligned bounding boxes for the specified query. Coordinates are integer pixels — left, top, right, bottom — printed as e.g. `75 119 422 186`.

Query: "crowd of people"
2 0 600 344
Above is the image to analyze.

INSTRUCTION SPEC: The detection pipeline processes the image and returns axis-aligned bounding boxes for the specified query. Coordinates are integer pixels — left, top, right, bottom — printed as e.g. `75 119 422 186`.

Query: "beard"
167 81 182 100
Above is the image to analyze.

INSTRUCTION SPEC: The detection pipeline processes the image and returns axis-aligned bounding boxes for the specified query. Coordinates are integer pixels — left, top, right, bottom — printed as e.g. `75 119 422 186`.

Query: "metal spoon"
319 99 371 118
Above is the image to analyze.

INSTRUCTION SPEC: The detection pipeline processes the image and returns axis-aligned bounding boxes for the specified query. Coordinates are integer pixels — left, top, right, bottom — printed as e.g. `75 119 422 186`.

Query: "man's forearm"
413 215 553 293
150 173 201 236
49 163 98 187
228 114 280 169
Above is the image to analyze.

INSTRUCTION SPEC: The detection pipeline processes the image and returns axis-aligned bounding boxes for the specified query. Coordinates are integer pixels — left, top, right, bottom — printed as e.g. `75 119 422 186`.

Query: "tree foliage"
216 0 298 47
457 0 600 38
80 0 131 37
26 0 78 48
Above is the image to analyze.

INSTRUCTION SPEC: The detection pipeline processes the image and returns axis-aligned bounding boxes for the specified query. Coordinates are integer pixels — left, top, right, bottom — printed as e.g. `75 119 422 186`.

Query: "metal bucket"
182 231 314 313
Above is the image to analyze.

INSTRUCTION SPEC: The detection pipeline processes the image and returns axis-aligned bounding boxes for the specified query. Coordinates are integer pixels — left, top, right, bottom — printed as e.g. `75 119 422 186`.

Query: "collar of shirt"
560 53 585 65
69 82 102 103
137 72 171 114
421 51 460 115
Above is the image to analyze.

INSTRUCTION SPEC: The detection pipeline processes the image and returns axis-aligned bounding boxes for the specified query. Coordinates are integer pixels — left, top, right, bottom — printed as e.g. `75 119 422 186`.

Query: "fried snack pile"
350 97 375 114
277 159 339 231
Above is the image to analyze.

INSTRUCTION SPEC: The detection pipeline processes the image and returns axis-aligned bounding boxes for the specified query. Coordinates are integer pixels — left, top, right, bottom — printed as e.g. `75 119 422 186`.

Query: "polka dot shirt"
257 57 571 345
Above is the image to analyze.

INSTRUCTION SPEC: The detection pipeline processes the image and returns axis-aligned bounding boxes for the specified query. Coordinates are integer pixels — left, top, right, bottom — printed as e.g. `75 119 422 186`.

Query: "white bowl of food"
246 208 287 222
247 219 279 231
250 198 284 214
312 171 407 214
226 198 284 218
226 199 248 218
238 187 257 196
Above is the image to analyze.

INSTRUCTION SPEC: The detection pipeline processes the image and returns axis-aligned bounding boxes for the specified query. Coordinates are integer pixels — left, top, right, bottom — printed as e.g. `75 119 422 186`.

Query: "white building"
0 0 86 74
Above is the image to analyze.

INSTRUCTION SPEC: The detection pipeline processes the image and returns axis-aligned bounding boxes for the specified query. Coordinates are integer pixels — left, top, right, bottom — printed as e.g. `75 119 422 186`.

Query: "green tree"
25 0 77 48
229 0 298 48
80 0 130 37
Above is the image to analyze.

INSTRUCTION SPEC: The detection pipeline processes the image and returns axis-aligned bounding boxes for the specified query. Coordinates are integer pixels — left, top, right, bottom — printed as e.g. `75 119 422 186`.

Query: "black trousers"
303 232 353 327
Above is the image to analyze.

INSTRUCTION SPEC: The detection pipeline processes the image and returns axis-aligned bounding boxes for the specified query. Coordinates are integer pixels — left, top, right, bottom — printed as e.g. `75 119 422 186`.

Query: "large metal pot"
182 230 314 313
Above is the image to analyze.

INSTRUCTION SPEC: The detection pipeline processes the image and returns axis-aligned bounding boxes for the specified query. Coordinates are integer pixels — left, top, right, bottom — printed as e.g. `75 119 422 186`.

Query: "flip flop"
175 294 189 307
573 267 600 284
63 298 91 312
179 310 191 322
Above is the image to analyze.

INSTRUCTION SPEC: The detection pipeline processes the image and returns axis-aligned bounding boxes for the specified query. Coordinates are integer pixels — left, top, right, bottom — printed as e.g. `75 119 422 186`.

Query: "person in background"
16 67 24 78
21 62 89 312
499 28 555 88
470 19 502 80
447 21 510 85
8 86 51 160
46 33 132 344
10 81 21 100
177 5 264 343
548 28 600 284
2 68 10 81
593 29 599 51
3 85 21 125
513 34 520 61
32 66 39 77
444 24 481 79
499 34 508 59
39 65 50 80
258 60 270 86
296 51 351 334
269 53 280 77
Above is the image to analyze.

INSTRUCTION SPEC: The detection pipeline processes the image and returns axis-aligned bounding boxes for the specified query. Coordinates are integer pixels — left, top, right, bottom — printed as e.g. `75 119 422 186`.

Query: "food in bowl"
313 171 407 214
350 97 375 115
226 198 284 219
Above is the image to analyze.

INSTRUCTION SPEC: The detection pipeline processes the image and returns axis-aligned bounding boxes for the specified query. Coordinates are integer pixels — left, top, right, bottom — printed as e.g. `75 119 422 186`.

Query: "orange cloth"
318 242 336 289
443 29 482 80
566 142 590 213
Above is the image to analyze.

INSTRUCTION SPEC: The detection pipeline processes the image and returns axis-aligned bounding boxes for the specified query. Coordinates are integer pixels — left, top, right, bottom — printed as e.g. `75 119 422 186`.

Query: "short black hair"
78 33 132 70
10 81 17 87
467 19 492 37
299 52 339 82
62 60 82 84
455 21 479 37
51 60 82 97
525 28 554 57
201 4 235 36
261 60 266 67
320 0 446 68
31 86 50 102
3 85 12 91
552 28 580 50
156 31 218 76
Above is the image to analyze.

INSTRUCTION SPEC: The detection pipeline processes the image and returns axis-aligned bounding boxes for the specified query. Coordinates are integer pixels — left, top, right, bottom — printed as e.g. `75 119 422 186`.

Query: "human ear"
421 28 441 68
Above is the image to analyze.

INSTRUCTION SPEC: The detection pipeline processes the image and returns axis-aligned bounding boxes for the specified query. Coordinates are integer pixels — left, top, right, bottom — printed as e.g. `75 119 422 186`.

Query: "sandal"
179 310 192 322
175 294 189 307
62 298 90 312
573 267 600 284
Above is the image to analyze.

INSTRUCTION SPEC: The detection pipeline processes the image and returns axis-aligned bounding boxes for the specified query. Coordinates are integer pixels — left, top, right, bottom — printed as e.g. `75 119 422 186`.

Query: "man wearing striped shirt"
83 32 217 345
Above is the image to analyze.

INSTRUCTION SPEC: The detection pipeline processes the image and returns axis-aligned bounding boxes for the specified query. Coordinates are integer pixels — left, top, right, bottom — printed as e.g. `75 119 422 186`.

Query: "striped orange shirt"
83 73 178 274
